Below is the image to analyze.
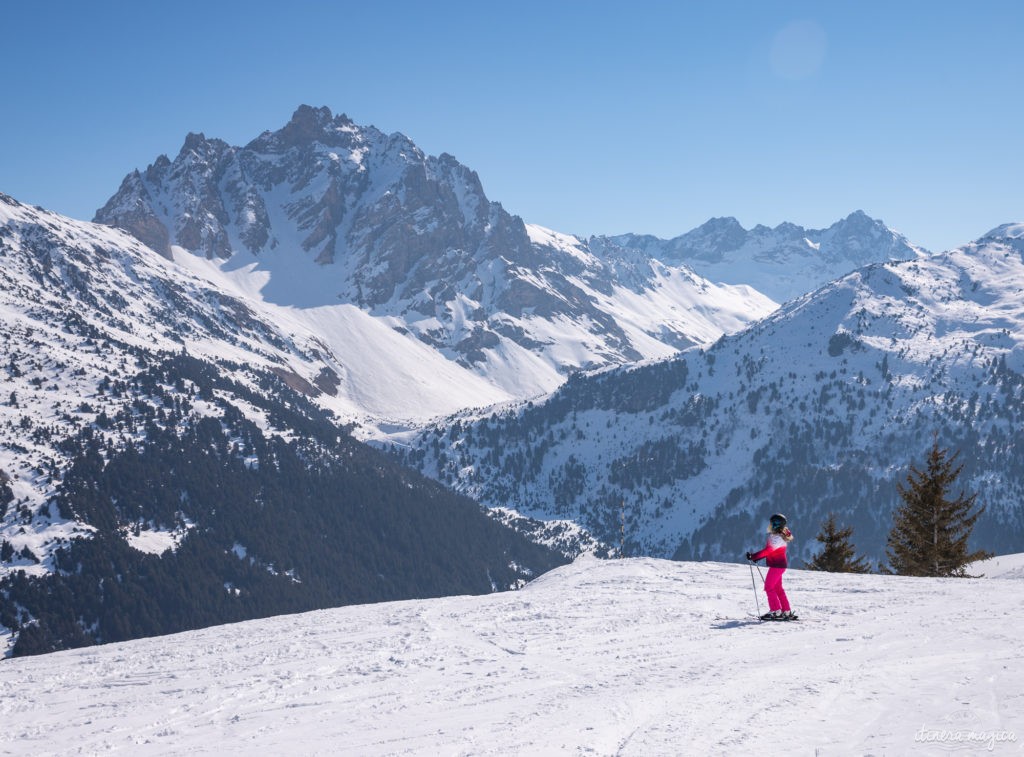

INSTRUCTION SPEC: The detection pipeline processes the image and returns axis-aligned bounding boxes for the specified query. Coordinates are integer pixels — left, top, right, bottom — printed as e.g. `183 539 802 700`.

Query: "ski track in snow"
2 557 1022 755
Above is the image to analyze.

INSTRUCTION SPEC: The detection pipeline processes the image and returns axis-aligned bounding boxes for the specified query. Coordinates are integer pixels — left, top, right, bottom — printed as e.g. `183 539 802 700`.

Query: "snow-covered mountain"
2 555 1021 754
94 105 776 401
600 211 926 303
91 106 929 420
0 190 500 518
402 225 1024 563
0 192 565 657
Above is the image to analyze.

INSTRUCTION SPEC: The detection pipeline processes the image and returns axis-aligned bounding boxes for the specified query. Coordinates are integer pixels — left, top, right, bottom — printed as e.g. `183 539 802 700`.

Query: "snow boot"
781 610 799 621
760 610 783 621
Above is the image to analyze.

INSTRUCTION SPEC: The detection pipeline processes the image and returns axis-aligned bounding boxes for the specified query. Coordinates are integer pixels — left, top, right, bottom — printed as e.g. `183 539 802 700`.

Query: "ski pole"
749 562 762 618
756 564 765 585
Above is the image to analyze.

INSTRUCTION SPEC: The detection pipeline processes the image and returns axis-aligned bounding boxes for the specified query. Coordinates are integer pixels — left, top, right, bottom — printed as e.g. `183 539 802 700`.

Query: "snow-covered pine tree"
886 440 991 577
806 513 871 573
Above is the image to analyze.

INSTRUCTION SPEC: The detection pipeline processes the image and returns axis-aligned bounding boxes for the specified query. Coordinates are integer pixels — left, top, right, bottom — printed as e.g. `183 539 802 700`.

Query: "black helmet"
769 513 788 531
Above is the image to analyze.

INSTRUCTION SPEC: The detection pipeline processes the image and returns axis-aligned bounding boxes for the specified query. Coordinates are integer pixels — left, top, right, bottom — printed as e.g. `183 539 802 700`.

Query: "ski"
712 614 802 628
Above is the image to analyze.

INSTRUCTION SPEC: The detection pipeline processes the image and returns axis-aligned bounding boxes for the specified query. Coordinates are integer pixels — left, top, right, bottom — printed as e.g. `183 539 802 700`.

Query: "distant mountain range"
599 211 926 303
401 224 1024 564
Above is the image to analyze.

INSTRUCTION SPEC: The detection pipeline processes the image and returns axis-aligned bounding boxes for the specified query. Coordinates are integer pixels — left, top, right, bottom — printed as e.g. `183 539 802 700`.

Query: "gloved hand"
745 551 756 562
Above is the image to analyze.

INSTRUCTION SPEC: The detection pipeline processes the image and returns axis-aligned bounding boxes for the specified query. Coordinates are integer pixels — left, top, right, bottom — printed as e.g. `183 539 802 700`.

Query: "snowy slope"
168 242 511 422
602 211 926 303
0 192 512 553
1 556 1020 755
405 225 1024 562
970 551 1024 579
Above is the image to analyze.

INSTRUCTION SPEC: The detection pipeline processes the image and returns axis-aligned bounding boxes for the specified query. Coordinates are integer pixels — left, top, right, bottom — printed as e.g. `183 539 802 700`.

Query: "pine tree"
806 513 871 573
886 440 991 577
0 468 12 518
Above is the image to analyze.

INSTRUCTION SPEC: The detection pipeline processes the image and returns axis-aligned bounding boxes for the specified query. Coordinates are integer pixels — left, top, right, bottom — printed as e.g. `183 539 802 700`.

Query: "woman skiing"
746 513 797 621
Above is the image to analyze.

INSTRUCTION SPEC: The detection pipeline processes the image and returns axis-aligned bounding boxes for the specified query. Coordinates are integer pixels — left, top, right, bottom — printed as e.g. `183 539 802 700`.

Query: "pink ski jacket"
750 532 789 568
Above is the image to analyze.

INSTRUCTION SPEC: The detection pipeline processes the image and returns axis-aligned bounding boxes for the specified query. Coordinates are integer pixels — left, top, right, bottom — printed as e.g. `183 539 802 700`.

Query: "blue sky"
2 1 1021 251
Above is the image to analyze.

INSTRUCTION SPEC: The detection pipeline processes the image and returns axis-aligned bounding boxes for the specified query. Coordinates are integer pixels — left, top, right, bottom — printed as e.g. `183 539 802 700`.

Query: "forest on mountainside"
1 354 565 657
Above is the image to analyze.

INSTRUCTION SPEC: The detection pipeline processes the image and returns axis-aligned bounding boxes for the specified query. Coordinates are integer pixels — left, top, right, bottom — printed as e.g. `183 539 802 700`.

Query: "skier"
746 513 798 621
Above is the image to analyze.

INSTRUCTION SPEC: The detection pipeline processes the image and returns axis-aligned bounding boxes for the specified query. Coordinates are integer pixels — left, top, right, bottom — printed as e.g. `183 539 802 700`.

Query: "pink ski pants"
764 567 790 612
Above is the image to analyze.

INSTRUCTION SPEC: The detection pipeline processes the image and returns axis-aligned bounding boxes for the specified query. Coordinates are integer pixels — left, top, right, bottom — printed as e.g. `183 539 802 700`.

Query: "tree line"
805 438 991 576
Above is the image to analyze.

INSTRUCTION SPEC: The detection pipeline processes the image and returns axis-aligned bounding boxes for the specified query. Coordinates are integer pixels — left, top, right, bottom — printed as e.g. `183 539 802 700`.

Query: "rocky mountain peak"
182 131 209 152
829 209 882 235
700 216 745 232
816 210 915 267
176 132 231 163
289 103 335 129
146 154 172 180
91 107 775 394
246 105 362 153
689 216 747 251
765 221 802 237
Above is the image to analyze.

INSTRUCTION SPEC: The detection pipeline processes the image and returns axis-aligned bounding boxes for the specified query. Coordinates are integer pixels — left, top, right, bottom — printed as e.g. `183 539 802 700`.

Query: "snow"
284 302 511 423
161 242 514 427
971 551 1024 579
525 223 599 265
1 556 1021 755
122 517 196 556
124 528 179 556
984 223 1024 241
576 263 776 350
489 506 607 558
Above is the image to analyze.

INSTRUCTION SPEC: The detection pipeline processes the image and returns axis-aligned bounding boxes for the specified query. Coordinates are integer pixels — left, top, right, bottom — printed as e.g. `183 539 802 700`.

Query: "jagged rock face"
97 170 173 258
674 217 749 262
96 106 544 310
94 106 775 382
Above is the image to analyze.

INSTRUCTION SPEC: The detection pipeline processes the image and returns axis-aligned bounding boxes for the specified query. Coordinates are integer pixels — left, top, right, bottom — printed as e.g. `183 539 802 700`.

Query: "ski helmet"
769 513 788 531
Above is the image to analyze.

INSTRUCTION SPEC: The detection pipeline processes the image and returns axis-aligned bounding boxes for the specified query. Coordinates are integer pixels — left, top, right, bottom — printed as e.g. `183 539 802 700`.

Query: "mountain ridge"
598 210 926 302
400 224 1024 563
94 105 916 407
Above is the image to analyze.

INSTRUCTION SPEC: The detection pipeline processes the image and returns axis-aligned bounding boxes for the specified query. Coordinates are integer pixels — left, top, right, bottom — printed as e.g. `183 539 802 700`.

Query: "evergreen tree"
0 469 12 518
886 440 991 577
806 512 871 573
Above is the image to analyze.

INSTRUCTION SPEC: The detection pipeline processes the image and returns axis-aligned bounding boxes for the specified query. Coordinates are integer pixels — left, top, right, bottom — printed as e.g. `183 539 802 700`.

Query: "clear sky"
2 1 1021 252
